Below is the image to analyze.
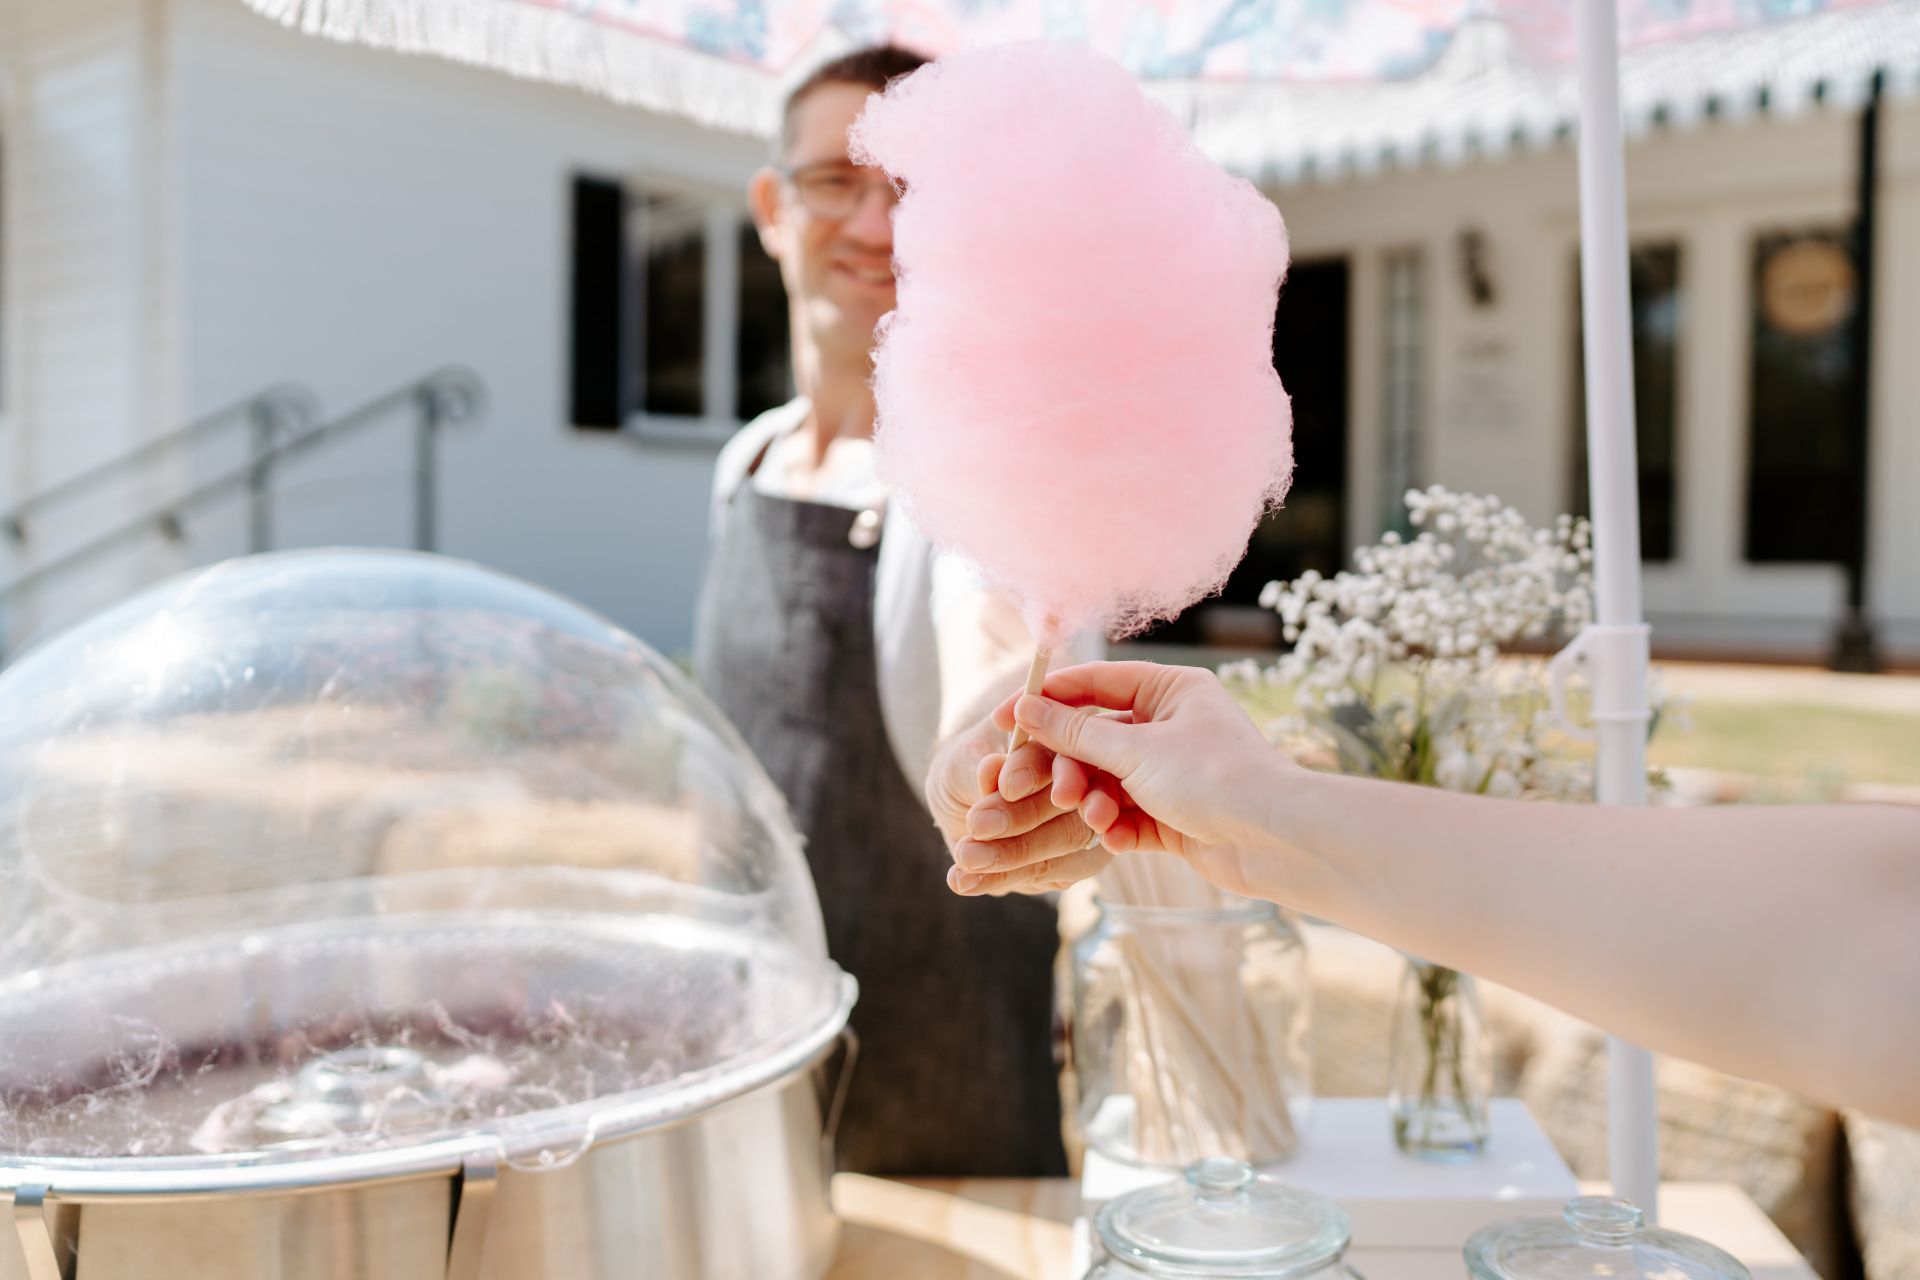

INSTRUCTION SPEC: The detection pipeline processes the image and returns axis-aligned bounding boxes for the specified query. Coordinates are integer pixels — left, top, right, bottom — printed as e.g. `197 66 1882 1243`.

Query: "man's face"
752 82 899 359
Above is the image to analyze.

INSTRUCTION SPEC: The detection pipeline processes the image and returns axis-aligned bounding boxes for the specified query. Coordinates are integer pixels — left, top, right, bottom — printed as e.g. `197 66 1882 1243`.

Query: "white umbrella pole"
1574 0 1660 1221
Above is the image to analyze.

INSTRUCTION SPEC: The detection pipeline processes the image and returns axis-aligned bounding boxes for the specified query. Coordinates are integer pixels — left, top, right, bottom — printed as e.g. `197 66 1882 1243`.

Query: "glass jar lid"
1464 1197 1752 1280
1095 1157 1352 1278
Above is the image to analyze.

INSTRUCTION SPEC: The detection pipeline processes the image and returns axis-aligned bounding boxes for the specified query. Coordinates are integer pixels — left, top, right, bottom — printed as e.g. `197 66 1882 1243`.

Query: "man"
692 46 1102 1176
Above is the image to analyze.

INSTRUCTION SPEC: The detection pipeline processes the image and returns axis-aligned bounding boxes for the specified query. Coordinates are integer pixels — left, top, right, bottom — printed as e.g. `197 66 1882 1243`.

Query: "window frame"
1567 237 1685 565
617 175 787 448
1379 245 1425 537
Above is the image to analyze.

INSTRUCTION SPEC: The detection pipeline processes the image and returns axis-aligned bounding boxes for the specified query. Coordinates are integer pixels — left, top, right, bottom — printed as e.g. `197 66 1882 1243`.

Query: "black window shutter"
570 174 628 430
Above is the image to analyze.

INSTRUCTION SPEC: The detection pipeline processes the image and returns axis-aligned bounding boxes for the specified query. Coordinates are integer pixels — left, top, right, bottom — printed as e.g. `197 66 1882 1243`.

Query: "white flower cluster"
1222 487 1633 801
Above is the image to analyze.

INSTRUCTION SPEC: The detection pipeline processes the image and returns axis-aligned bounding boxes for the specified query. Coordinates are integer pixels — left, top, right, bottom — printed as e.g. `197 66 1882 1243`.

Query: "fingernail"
957 842 997 871
1004 769 1036 798
968 809 1009 838
1015 695 1046 726
952 871 981 893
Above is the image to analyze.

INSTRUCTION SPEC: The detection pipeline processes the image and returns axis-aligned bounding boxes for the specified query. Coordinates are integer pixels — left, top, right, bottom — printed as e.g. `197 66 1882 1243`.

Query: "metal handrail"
0 383 322 544
0 367 483 611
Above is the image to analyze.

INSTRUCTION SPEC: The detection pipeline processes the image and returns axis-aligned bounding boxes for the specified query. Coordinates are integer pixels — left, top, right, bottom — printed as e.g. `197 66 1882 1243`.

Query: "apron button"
848 508 882 549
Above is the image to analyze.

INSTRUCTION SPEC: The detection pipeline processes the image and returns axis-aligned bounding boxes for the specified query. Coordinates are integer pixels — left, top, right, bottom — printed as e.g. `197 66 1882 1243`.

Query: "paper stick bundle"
1097 854 1302 1166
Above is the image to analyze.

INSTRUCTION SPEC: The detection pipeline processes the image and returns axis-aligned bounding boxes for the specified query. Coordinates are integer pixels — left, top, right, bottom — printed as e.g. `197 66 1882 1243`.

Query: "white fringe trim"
1155 1 1920 187
235 0 786 136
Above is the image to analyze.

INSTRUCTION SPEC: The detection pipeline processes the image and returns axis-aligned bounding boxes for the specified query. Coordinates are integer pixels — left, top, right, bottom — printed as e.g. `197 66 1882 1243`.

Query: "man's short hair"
780 44 929 157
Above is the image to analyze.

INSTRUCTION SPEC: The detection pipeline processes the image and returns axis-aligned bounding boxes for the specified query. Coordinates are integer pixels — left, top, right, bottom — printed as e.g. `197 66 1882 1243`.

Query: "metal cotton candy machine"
0 551 856 1280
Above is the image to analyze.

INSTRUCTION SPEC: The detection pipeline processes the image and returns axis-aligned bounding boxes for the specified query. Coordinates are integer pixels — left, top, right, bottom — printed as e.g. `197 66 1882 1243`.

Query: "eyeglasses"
779 162 904 220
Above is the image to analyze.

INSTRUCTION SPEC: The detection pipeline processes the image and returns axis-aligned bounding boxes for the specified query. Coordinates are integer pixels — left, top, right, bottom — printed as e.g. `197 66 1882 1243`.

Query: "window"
1743 228 1858 563
735 222 792 422
633 191 706 418
1570 242 1680 562
568 173 791 436
1380 249 1423 535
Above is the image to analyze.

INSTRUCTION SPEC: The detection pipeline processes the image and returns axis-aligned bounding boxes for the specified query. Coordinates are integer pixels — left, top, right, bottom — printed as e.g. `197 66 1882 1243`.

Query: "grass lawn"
1648 699 1920 791
1131 643 1920 796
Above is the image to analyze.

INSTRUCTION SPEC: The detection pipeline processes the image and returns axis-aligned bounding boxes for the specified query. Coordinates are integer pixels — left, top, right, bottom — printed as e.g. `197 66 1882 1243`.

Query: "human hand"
925 713 1108 897
963 662 1290 897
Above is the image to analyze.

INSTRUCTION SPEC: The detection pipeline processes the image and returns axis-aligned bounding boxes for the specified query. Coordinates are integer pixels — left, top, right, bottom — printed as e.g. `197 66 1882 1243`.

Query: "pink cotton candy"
850 42 1294 646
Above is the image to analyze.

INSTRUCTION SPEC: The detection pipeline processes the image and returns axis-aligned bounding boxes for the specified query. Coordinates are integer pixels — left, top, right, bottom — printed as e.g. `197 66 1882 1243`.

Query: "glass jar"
1068 897 1311 1168
1087 1156 1361 1279
1465 1196 1752 1280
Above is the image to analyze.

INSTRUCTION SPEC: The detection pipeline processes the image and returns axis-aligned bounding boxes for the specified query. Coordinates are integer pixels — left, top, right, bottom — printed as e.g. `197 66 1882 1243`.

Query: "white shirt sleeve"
872 507 942 790
872 509 1025 787
929 553 1031 741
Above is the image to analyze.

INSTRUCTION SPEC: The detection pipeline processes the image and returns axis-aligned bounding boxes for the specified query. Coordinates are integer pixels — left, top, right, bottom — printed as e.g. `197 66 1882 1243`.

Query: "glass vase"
1388 957 1490 1161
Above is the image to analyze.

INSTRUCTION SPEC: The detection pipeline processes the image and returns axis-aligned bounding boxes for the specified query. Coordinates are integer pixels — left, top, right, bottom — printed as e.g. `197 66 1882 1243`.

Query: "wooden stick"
1006 645 1053 753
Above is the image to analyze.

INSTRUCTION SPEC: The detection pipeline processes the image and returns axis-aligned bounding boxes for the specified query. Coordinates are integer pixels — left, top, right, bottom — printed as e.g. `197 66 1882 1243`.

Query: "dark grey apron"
692 452 1066 1177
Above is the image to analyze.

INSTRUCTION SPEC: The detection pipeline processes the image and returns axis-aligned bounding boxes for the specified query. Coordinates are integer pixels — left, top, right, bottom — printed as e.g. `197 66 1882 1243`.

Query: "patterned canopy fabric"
451 0 1887 79
239 0 1894 135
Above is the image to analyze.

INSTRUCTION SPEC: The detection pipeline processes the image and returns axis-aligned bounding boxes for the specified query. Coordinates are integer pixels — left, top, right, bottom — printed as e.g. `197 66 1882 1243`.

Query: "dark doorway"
1142 258 1350 645
1743 227 1859 565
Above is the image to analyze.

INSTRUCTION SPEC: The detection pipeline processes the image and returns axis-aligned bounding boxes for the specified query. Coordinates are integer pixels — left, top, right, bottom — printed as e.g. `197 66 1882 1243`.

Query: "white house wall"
1275 96 1920 660
166 0 768 656
0 0 186 640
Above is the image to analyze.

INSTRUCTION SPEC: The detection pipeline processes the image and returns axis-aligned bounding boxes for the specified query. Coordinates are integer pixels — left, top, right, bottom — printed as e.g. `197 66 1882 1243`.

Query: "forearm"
1249 763 1920 1124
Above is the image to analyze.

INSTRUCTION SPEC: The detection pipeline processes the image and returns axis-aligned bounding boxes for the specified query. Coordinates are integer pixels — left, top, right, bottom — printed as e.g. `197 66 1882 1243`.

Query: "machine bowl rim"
0 969 855 1203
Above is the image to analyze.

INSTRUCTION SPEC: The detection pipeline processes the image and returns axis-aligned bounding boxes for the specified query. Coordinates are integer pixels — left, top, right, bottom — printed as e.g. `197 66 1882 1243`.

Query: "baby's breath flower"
1240 487 1660 800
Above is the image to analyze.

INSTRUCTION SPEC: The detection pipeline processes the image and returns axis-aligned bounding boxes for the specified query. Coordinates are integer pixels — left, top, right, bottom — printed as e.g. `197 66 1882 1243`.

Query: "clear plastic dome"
0 551 851 1177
